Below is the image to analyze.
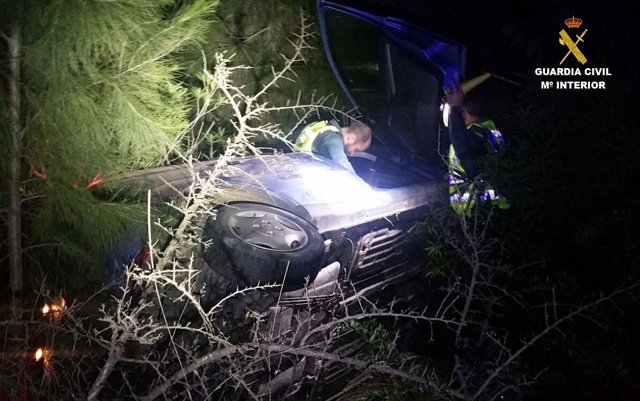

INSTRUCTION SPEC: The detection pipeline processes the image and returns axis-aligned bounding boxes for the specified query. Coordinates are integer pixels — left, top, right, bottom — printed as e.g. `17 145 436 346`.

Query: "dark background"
334 1 640 399
336 0 637 112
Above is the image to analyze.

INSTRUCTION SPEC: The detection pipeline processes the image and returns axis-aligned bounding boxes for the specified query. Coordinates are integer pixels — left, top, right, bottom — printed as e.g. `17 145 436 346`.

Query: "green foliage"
22 0 215 172
336 319 446 401
0 0 217 288
346 320 400 363
423 240 454 281
28 191 148 286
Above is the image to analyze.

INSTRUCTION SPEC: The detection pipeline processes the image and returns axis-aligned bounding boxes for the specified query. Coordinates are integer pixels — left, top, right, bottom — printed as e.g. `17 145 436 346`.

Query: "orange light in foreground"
41 297 66 323
35 348 44 361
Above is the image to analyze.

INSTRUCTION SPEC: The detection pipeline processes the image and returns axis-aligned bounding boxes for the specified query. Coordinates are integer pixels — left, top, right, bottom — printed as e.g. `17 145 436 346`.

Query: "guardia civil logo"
534 15 612 90
559 16 587 65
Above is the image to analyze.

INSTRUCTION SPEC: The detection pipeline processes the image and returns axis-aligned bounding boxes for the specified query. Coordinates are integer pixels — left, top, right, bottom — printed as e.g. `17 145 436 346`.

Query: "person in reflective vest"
293 119 372 173
445 84 510 215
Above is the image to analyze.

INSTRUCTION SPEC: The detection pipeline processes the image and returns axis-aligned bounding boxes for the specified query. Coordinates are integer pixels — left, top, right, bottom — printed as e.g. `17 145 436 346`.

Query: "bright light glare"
300 167 376 210
41 303 50 315
35 348 44 361
442 103 450 127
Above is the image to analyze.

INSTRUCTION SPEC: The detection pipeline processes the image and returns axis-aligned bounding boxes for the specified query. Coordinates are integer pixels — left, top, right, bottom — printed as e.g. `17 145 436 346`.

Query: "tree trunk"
7 19 23 317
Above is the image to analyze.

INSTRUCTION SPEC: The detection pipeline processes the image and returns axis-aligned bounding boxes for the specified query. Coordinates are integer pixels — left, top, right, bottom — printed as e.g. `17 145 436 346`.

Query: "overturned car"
93 4 534 398
109 0 466 310
108 0 465 319
107 1 465 356
102 1 468 395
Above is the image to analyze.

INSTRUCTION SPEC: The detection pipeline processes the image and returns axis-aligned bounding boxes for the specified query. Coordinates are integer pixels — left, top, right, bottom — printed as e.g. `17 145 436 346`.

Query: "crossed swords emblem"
559 29 588 65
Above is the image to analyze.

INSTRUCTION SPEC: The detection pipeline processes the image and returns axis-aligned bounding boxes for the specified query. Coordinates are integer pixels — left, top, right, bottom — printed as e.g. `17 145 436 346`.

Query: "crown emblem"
565 16 583 28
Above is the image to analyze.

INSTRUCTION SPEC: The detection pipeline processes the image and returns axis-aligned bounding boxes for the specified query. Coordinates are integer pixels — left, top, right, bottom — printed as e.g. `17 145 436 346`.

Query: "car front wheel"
202 203 325 292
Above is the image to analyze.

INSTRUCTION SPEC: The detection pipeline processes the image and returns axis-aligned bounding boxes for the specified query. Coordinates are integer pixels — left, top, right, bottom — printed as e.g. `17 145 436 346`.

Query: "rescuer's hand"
444 83 464 107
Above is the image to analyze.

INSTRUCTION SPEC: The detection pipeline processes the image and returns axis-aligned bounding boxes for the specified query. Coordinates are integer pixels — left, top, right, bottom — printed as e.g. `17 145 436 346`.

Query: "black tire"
202 203 325 291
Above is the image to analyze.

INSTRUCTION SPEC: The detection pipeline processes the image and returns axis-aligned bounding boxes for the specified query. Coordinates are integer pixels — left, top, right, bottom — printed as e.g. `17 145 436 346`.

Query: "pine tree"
0 0 217 292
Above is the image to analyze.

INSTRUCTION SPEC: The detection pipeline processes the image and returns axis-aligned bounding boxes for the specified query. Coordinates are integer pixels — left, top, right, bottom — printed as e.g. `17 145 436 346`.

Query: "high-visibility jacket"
293 120 341 153
449 119 510 215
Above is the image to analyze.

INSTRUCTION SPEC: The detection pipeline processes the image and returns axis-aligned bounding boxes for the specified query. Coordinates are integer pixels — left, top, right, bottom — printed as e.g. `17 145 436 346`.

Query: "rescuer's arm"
315 133 357 174
449 106 480 176
445 85 484 177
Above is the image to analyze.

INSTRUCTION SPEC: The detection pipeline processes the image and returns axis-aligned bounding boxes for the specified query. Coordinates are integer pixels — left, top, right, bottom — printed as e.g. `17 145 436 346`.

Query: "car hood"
221 153 443 233
106 153 443 233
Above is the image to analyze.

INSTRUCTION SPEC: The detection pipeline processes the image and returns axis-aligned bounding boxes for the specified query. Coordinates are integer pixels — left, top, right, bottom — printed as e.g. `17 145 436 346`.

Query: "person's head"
461 101 490 127
342 121 372 154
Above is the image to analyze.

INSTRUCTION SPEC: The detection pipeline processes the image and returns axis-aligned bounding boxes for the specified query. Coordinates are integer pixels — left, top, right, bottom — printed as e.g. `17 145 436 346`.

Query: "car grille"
348 228 410 287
